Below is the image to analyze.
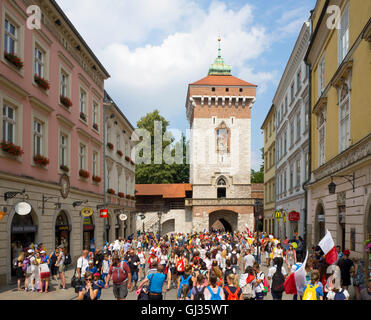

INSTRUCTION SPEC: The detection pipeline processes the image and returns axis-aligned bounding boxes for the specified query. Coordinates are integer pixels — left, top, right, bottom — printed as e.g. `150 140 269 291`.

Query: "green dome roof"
208 37 232 76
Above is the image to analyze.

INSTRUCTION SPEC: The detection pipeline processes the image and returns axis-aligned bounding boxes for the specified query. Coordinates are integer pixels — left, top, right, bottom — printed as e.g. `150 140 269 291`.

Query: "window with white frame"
284 170 287 193
34 46 44 78
296 111 301 141
79 89 87 115
107 169 111 189
338 4 349 64
318 112 326 166
285 95 288 111
4 18 17 55
296 159 301 187
33 120 43 156
284 131 287 154
305 152 309 180
318 55 326 98
290 120 294 147
92 101 98 126
79 144 86 170
60 134 68 166
339 83 350 152
291 82 295 102
92 151 98 177
117 135 121 151
2 104 15 143
60 71 68 97
290 165 293 190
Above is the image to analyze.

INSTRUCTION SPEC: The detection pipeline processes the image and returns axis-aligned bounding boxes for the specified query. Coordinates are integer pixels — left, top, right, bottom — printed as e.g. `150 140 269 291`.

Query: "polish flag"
284 251 309 295
318 230 337 265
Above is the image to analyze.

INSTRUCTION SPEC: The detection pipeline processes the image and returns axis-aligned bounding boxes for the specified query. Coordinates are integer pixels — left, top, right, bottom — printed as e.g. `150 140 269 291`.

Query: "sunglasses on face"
86 278 93 281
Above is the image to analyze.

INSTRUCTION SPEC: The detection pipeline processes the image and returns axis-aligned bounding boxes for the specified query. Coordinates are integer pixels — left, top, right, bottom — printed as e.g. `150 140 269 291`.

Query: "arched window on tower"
217 177 227 199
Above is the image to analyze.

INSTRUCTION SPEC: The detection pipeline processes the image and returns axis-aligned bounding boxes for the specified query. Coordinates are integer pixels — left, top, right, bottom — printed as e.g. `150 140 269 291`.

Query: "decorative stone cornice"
331 60 353 88
312 97 327 115
56 114 74 129
29 96 54 114
0 75 29 98
58 51 74 70
78 73 91 89
311 133 371 183
185 198 255 207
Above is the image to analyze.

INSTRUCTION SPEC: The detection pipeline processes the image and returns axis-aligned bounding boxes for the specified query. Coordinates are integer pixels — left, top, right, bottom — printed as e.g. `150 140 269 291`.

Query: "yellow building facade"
305 0 371 276
261 105 275 235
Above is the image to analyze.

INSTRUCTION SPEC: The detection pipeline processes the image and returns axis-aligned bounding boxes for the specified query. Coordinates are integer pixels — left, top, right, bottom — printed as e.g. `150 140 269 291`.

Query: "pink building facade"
0 0 110 285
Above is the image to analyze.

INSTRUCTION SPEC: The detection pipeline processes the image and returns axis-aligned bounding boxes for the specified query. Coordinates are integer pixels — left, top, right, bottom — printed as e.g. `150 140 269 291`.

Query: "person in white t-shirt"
253 262 266 300
77 250 89 280
243 249 256 270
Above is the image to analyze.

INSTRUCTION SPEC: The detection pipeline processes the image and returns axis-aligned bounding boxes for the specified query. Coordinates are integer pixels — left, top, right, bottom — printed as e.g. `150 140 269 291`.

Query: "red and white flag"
284 250 308 295
318 230 337 265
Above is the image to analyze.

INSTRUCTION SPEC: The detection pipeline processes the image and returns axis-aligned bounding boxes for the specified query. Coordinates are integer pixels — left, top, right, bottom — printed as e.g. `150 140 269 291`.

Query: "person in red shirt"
105 255 131 300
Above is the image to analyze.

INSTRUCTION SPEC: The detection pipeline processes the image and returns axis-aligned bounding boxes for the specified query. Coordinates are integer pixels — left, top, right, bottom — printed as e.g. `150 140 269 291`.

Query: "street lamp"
328 173 355 194
157 211 163 241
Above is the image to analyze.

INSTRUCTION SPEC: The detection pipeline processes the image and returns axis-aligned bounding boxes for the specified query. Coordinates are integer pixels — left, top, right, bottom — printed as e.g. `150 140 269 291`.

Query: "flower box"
60 165 69 172
117 150 123 157
93 123 99 131
126 194 131 199
118 192 125 198
80 112 87 122
131 195 136 200
33 154 50 166
34 74 50 90
92 175 102 183
0 141 24 157
107 142 114 150
125 156 130 162
4 51 23 69
130 160 135 165
60 95 72 108
107 188 116 195
79 169 90 179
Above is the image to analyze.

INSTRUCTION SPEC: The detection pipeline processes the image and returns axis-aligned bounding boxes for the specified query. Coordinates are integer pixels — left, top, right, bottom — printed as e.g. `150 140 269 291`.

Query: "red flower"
33 154 50 166
117 150 123 157
79 169 90 178
1 141 24 157
4 51 24 69
118 192 125 198
107 142 114 150
60 165 69 172
60 95 73 108
107 188 116 195
92 175 102 183
125 156 130 162
34 74 50 90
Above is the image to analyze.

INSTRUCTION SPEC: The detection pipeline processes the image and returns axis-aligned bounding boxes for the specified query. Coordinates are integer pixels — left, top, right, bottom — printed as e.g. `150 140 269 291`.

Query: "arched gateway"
209 210 238 232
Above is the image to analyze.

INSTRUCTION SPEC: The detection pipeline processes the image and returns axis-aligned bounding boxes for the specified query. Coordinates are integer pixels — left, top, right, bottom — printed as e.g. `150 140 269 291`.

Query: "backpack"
241 282 253 299
334 289 346 300
176 258 185 272
231 253 238 265
207 286 222 300
225 286 241 300
112 261 128 284
193 286 205 300
271 267 285 293
178 275 192 298
302 284 318 300
64 254 71 265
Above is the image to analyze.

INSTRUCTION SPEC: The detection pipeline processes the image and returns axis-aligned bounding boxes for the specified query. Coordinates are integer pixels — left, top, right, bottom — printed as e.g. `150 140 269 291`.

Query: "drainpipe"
302 61 312 255
103 104 107 209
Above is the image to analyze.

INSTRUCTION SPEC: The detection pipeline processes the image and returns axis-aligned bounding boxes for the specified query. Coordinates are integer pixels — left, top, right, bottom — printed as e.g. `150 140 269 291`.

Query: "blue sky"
57 0 316 170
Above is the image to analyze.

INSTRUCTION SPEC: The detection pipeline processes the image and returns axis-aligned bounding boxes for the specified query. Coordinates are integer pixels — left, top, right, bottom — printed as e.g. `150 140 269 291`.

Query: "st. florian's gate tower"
185 38 257 233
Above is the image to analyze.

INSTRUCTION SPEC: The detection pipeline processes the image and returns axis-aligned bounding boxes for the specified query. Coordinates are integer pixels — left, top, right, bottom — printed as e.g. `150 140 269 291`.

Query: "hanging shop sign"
15 202 32 216
81 207 93 217
100 209 108 218
12 225 38 234
119 213 127 221
289 211 300 221
275 210 287 222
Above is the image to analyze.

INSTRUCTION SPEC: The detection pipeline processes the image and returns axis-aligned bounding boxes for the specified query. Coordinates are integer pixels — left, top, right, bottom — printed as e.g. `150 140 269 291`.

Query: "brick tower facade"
185 38 257 233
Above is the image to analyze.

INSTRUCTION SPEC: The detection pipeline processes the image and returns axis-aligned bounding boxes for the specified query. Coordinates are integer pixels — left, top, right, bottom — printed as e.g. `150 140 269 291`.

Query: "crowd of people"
71 230 370 301
13 243 71 293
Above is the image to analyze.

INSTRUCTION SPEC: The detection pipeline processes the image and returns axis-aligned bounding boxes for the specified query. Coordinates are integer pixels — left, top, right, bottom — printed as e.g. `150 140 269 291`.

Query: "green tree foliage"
135 110 189 184
251 147 264 183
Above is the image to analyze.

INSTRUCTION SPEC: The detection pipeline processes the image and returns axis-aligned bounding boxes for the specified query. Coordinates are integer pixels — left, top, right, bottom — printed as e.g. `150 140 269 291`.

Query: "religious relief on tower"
216 122 230 153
